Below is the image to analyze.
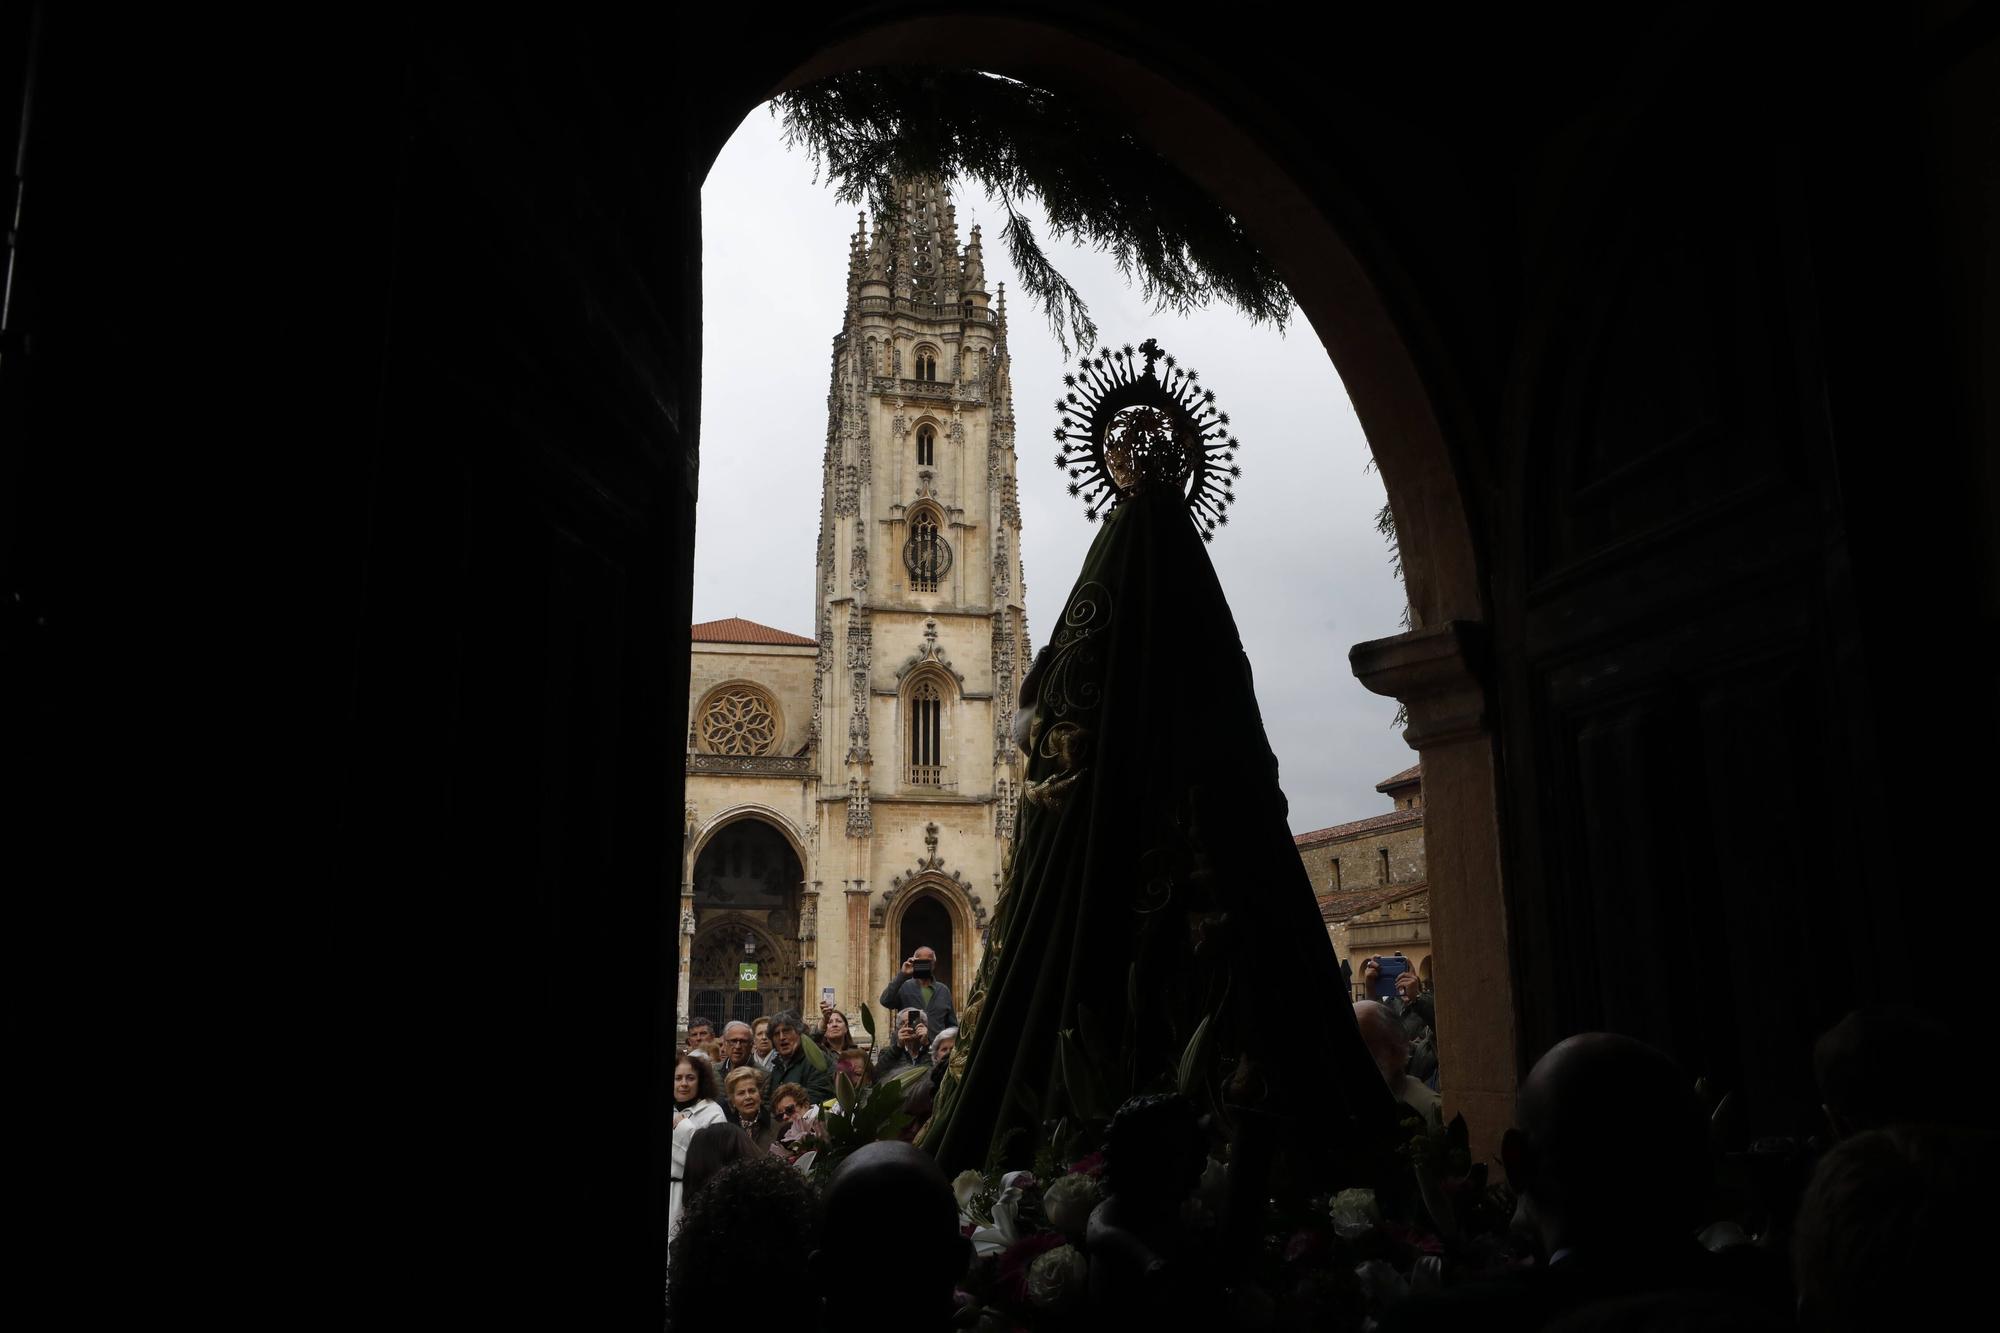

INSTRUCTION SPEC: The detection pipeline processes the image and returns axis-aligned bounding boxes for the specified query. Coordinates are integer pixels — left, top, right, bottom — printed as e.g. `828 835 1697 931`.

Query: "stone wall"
1298 788 1430 1000
1298 815 1426 896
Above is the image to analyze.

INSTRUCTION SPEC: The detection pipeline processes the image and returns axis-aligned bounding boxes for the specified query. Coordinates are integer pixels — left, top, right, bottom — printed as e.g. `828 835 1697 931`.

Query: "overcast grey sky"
698 108 1412 833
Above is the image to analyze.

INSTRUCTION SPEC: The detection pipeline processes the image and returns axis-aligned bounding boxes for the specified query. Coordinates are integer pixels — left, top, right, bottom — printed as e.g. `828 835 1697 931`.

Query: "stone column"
843 881 871 1015
800 881 821 1012
1351 620 1515 1163
677 882 696 1044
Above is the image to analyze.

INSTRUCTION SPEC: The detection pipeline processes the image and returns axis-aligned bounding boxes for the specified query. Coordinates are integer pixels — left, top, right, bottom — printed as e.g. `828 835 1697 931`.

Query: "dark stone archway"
13 6 1989 1327
897 893 955 992
762 12 1514 1148
691 821 802 1023
689 918 791 1028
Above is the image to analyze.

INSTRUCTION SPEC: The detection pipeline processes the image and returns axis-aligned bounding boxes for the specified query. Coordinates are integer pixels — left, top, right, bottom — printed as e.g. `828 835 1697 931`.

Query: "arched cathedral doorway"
689 819 802 1026
898 893 955 991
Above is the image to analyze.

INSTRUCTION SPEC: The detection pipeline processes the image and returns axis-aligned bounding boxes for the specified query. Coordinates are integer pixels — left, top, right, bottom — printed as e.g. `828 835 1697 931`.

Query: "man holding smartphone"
1391 969 1438 1085
879 944 956 1036
873 1006 931 1079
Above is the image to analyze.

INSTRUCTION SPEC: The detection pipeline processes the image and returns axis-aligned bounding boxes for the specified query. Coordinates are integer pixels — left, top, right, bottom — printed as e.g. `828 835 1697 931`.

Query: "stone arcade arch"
688 913 792 1028
685 813 806 1034
881 871 980 1003
898 893 955 991
738 17 1513 1139
16 11 1983 1331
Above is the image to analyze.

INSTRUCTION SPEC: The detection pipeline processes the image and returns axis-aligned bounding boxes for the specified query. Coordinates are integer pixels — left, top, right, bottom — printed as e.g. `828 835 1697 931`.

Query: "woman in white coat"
667 1054 728 1256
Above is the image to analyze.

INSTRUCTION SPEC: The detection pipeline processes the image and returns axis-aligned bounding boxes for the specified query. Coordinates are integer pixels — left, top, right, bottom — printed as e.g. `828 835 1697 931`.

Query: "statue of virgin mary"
925 343 1399 1189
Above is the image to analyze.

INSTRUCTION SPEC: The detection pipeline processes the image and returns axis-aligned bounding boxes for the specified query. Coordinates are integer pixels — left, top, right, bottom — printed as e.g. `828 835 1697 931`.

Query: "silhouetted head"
1103 1092 1207 1208
1793 1125 1988 1332
1502 1034 1705 1256
812 1142 968 1330
667 1156 818 1330
683 1122 759 1201
1812 1006 1955 1140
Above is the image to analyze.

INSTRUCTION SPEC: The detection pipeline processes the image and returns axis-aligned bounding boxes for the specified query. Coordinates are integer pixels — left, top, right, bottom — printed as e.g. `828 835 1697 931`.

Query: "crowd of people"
662 989 1983 1331
666 947 962 1272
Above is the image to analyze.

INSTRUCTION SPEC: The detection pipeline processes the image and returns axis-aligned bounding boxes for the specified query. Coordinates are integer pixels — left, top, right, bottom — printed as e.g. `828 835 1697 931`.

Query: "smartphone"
820 986 836 1007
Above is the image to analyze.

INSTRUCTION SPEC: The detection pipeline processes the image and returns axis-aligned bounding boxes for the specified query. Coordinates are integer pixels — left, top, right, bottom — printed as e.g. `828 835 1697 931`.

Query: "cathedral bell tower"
812 177 1028 1014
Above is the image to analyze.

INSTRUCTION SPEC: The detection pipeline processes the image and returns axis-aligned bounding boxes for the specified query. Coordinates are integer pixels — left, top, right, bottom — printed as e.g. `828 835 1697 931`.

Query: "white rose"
1025 1243 1088 1310
1328 1187 1381 1239
1040 1173 1103 1240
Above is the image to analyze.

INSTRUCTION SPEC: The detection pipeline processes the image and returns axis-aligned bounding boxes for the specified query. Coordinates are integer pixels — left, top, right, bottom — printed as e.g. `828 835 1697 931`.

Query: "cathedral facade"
677 180 1030 1039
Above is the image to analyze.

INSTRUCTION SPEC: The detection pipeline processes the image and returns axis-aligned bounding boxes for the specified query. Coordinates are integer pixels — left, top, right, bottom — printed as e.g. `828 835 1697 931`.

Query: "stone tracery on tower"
678 177 1029 1040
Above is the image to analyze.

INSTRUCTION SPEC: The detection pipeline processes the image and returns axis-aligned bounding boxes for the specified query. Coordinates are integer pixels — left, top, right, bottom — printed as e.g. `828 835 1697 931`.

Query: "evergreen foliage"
775 68 1293 355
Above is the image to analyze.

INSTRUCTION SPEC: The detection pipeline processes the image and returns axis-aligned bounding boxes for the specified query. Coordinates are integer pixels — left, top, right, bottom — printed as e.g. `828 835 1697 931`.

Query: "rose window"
698 686 780 756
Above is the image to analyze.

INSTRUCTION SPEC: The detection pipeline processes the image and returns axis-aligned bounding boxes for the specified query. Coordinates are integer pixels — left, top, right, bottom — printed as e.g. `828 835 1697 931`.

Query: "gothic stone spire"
962 223 986 293
874 175 963 306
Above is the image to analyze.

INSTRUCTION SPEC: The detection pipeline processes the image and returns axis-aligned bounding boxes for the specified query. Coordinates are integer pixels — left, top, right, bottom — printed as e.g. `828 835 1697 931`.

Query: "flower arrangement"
943 1102 1523 1331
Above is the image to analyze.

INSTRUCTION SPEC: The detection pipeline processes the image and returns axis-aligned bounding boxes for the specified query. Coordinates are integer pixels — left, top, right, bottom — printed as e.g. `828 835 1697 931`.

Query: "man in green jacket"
761 1011 834 1105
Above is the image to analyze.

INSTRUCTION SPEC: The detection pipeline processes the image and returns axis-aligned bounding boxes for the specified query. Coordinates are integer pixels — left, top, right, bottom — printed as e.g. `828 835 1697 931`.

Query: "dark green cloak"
926 488 1400 1178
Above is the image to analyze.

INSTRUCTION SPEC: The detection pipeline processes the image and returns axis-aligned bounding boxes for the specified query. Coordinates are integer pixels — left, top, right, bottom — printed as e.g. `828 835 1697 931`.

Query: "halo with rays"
1050 337 1241 539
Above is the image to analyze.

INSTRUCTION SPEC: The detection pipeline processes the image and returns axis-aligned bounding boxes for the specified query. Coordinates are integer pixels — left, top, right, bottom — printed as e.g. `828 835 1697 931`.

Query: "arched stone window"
915 345 939 381
909 678 943 786
695 683 781 755
904 508 950 593
916 424 935 467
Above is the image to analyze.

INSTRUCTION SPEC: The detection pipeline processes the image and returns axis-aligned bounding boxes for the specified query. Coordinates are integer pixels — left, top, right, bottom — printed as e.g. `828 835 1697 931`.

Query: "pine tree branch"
997 198 1097 355
775 68 1293 356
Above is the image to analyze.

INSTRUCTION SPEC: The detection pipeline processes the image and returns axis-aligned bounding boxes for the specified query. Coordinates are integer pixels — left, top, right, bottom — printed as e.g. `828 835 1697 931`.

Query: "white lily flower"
969 1177 1030 1256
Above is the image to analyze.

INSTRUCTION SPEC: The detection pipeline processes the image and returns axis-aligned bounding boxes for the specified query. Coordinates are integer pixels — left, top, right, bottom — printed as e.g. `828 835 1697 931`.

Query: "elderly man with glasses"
717 1020 761 1078
761 1011 834 1105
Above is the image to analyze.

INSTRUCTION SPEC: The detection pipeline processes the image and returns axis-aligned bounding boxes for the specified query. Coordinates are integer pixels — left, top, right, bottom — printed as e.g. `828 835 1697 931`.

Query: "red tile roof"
1317 881 1430 922
1375 762 1423 793
1293 806 1424 846
691 617 816 647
